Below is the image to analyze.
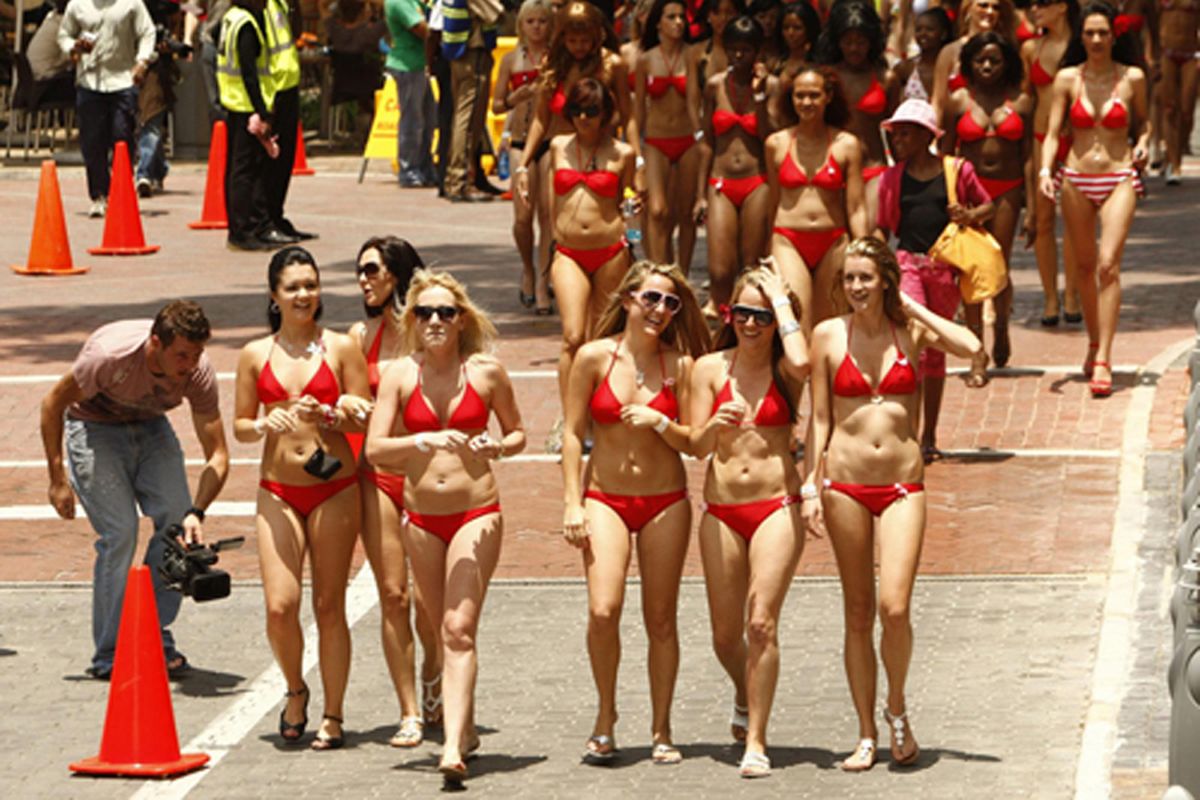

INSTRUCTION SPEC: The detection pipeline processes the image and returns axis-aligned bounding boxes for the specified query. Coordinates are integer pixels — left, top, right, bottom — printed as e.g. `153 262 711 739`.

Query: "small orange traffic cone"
292 122 315 176
12 160 88 276
189 120 228 230
70 566 209 778
88 141 160 256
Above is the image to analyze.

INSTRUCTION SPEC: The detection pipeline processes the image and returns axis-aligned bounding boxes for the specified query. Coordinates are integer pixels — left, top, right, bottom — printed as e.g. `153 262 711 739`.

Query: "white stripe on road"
0 454 565 470
128 561 382 800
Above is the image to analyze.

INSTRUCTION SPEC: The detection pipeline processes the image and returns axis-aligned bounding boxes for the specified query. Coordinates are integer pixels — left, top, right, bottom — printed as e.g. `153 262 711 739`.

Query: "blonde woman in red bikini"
1038 1 1150 398
803 238 981 771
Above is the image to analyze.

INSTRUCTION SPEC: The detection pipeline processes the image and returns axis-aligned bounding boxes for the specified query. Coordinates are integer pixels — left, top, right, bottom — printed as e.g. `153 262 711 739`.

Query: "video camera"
158 525 244 602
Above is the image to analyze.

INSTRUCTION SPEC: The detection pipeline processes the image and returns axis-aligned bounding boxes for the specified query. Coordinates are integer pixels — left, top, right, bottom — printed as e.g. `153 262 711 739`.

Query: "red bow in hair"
1113 14 1139 36
719 304 733 324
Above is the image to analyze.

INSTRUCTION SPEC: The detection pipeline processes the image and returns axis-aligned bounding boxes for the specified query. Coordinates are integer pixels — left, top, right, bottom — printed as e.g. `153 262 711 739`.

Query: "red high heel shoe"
1089 361 1113 398
1083 342 1099 378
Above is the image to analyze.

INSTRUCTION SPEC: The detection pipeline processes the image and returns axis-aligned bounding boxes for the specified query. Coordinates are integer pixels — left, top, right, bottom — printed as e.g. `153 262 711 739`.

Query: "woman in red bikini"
234 247 371 751
495 0 554 313
766 65 867 328
1158 0 1197 183
696 15 777 315
943 31 1033 384
776 2 821 80
365 270 526 784
803 237 982 772
347 236 441 748
815 0 897 230
561 261 710 765
1022 0 1082 326
932 0 1017 118
637 0 703 271
689 0 745 88
688 268 808 779
548 79 637 406
1039 1 1149 397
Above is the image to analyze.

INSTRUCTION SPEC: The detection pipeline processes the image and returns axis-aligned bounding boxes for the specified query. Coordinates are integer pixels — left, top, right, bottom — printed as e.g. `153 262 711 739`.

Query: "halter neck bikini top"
645 73 687 98
956 99 1024 143
832 320 918 398
553 167 620 197
712 108 759 137
1069 68 1128 130
257 336 340 407
855 76 887 115
589 342 679 425
779 135 846 191
710 353 791 427
402 363 489 433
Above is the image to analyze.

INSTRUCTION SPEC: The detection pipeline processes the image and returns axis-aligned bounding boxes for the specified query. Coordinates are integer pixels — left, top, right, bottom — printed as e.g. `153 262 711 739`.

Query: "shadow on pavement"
884 746 1002 772
352 722 499 748
173 665 246 697
389 751 547 778
0 646 15 656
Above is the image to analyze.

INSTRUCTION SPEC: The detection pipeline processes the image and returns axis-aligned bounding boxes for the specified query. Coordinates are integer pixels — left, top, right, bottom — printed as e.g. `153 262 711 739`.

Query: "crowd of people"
34 0 1178 788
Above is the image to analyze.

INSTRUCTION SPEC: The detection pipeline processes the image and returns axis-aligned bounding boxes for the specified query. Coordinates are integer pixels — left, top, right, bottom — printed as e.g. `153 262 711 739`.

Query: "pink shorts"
897 250 959 379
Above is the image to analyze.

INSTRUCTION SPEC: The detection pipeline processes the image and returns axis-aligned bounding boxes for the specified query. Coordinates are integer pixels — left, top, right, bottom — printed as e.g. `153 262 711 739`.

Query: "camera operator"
39 301 230 681
135 0 192 198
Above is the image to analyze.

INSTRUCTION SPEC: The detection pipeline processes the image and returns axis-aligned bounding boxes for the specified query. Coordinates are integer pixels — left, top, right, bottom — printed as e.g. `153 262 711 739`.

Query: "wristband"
635 155 646 170
319 403 338 428
501 131 512 141
753 91 767 103
771 295 791 310
693 129 704 141
1038 167 1051 178
780 319 802 337
800 484 818 501
414 432 431 453
514 165 530 175
653 413 670 433
253 418 267 435
185 505 206 522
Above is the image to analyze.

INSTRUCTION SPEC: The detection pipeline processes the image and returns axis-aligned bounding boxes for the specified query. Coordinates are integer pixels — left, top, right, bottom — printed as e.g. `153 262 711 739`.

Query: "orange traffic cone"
292 122 315 176
12 160 88 276
70 566 209 777
88 141 160 256
189 120 228 230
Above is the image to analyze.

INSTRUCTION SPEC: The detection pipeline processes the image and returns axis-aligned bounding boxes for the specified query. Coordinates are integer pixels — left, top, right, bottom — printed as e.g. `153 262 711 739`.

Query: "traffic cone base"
91 141 158 256
87 244 161 256
187 220 227 230
190 120 228 230
69 752 209 778
14 160 88 275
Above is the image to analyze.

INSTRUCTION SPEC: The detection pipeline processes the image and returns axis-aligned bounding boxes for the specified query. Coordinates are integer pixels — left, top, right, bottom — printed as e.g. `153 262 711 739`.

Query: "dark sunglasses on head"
412 304 460 321
356 261 383 278
634 288 682 314
731 305 776 326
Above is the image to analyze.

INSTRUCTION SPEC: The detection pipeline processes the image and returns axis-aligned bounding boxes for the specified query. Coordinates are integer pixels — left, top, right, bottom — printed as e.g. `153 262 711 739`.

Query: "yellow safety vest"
264 0 300 92
217 8 276 113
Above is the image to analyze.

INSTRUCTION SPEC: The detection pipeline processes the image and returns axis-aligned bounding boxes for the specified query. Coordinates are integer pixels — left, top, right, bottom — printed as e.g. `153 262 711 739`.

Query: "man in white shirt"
57 0 156 217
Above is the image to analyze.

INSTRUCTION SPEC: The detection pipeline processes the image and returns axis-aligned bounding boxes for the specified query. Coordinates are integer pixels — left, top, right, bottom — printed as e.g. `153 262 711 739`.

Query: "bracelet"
514 165 530 175
753 91 767 103
414 432 431 453
185 505 206 522
693 129 704 141
800 484 819 501
1038 167 1051 178
635 155 646 170
653 413 670 434
318 403 338 428
771 295 791 310
780 319 802 337
253 418 266 435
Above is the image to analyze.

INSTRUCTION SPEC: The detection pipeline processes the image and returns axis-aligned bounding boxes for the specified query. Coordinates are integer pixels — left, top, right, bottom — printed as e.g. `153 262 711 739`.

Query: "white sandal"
389 716 423 748
730 703 749 743
839 738 876 772
739 750 771 778
884 709 920 765
422 673 443 727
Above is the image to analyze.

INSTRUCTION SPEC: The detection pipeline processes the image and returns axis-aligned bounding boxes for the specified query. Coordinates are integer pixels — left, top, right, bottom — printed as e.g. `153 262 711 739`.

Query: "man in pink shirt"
39 301 230 680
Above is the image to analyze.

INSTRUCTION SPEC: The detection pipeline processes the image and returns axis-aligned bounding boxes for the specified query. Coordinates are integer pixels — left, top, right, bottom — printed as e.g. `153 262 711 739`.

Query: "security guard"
262 0 315 241
218 0 293 250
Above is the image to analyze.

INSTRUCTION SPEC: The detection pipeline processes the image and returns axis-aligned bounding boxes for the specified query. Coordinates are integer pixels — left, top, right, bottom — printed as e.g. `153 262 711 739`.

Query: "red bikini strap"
658 346 667 384
603 339 622 380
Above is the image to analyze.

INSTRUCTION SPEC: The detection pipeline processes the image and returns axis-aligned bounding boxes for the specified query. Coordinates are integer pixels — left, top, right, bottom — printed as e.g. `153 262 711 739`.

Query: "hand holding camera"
159 524 244 602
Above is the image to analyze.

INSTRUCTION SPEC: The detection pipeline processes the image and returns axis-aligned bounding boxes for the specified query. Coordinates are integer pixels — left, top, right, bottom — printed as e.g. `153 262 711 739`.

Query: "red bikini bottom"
823 480 924 517
260 475 358 518
977 175 1023 200
773 226 847 270
406 502 502 545
703 494 801 541
556 238 628 274
361 468 404 511
1034 131 1072 165
709 174 766 208
645 135 695 163
585 489 688 533
862 164 888 182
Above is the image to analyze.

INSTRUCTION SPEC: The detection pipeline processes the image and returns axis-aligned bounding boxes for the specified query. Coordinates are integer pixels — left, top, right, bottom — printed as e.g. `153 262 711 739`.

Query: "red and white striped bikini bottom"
1058 167 1145 207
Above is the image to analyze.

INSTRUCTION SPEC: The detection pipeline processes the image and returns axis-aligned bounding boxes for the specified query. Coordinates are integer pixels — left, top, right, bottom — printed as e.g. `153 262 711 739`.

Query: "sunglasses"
634 288 682 314
1032 0 1064 5
569 105 603 119
356 261 383 278
730 305 776 326
412 305 460 321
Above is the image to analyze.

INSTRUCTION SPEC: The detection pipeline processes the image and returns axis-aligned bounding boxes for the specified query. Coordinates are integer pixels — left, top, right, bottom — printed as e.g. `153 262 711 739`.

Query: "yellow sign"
362 77 400 161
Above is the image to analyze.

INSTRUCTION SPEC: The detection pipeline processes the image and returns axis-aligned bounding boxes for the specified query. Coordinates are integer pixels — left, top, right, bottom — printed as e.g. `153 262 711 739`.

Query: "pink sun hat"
882 99 944 140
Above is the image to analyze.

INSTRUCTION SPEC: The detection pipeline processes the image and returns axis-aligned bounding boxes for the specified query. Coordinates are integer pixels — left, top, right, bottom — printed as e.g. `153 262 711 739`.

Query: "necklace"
575 137 598 171
277 332 322 358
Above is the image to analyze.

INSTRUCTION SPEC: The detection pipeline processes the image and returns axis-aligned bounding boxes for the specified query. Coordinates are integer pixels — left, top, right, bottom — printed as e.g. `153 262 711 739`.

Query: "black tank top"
897 169 949 255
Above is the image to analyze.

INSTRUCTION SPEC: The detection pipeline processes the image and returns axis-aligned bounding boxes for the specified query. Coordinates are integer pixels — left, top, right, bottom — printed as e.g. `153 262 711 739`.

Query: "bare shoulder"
614 139 634 158
576 337 616 368
1055 66 1079 88
466 352 508 380
239 334 273 361
812 316 846 350
693 350 729 379
1124 65 1147 86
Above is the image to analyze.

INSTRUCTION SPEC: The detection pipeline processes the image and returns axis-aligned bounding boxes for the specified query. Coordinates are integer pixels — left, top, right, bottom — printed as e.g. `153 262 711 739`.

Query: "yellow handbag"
928 157 1008 304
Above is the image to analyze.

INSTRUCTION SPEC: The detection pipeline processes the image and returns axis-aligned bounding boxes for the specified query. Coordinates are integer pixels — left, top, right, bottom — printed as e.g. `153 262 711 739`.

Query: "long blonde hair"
836 238 906 326
400 270 498 357
516 0 552 49
594 261 711 357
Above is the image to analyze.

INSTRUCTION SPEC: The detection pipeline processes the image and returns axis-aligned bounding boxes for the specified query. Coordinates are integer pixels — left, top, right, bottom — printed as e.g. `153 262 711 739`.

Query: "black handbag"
303 447 342 481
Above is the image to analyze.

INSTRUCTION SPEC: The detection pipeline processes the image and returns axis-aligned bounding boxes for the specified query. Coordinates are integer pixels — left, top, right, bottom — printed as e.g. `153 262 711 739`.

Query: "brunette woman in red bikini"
816 1 897 230
1022 0 1082 326
561 261 710 765
234 247 370 751
932 0 1017 118
803 238 981 772
689 268 808 779
1039 1 1150 397
944 31 1033 383
366 270 525 784
495 0 554 313
547 79 637 406
766 65 867 328
637 0 703 271
697 15 777 315
347 237 440 748
689 0 746 87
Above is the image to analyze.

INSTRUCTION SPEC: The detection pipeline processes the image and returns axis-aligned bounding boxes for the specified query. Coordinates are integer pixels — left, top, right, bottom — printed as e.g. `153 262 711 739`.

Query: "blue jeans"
386 68 435 185
76 86 138 201
136 110 169 183
66 416 191 672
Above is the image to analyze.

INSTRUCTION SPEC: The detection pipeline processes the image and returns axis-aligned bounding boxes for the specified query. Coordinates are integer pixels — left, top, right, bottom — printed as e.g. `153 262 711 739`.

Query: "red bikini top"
855 76 887 115
779 135 845 190
549 82 568 117
646 73 687 98
589 342 679 425
712 108 758 137
1069 68 1128 130
510 68 539 90
256 336 341 407
710 353 791 427
1016 17 1041 42
554 167 620 197
956 100 1024 143
402 363 489 433
832 320 918 398
366 323 384 397
948 71 967 92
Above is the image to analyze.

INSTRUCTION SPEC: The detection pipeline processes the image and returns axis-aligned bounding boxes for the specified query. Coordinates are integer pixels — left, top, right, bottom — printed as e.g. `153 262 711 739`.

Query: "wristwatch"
185 506 206 522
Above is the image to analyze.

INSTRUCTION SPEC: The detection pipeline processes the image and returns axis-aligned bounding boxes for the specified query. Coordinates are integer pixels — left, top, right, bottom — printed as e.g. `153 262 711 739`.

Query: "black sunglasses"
413 304 460 321
635 288 682 314
731 305 776 326
1032 0 1064 6
356 261 383 278
569 105 603 119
